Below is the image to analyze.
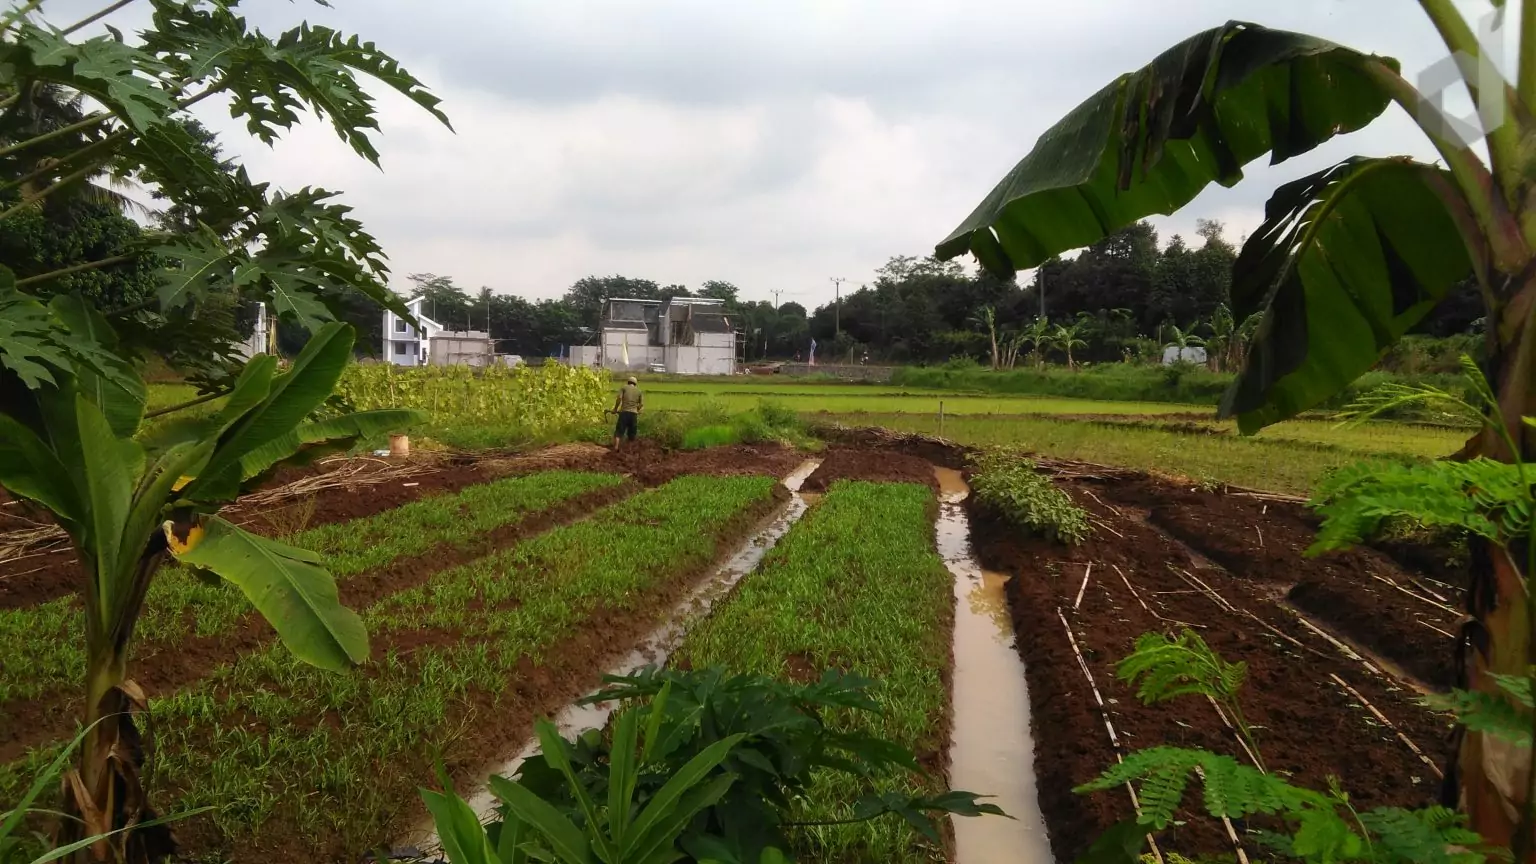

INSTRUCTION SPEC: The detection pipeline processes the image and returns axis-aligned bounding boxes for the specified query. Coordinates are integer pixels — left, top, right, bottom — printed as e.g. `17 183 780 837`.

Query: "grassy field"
834 413 1446 495
141 375 1465 496
676 480 954 862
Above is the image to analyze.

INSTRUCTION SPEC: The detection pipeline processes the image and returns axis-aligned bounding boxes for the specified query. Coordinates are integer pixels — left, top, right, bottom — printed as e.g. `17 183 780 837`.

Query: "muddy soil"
592 440 808 487
970 475 1455 863
801 445 941 492
0 457 496 610
176 485 792 864
1100 477 1463 690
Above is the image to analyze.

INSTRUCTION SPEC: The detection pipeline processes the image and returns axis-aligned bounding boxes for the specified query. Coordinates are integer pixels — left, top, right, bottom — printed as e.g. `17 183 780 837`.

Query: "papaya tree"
0 0 448 858
933 10 1536 853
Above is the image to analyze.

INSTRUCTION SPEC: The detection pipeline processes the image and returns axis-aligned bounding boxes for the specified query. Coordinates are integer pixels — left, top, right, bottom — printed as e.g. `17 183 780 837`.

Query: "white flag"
621 333 630 367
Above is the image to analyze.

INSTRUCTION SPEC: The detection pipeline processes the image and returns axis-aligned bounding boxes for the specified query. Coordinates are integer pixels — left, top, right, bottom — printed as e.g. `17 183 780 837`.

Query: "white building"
234 302 271 360
382 296 444 366
591 297 737 375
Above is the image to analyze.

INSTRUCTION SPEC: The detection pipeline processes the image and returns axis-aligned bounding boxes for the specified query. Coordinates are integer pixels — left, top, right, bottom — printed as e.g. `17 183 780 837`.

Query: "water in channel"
933 466 1054 864
406 458 823 849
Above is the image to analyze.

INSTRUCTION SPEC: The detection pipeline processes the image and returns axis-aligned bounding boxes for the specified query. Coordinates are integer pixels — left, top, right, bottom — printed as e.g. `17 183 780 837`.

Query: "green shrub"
682 423 742 450
970 448 1091 544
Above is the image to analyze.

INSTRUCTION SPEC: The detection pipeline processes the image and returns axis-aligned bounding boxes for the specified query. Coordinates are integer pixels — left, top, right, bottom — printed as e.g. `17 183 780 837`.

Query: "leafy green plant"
1077 635 1509 864
969 448 1091 545
1116 630 1262 773
935 5 1536 841
423 667 1004 864
1 722 205 864
0 315 416 854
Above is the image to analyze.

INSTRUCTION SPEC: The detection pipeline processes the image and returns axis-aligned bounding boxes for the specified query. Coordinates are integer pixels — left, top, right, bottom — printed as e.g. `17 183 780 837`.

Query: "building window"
394 342 408 355
394 318 406 333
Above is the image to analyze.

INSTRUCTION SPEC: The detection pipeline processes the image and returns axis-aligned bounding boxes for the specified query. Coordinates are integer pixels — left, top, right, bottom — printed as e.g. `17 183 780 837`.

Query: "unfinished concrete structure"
594 297 737 375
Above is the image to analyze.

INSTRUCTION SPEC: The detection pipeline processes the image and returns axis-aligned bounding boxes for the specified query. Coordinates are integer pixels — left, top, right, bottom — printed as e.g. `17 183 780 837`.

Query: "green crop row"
675 479 954 863
0 471 625 705
35 474 782 859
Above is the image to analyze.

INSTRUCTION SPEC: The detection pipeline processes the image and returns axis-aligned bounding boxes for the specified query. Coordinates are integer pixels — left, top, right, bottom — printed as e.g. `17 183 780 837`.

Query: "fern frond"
1309 459 1522 552
1358 806 1488 864
1426 687 1532 746
1333 382 1479 429
1115 630 1245 706
1492 673 1533 708
1075 746 1317 829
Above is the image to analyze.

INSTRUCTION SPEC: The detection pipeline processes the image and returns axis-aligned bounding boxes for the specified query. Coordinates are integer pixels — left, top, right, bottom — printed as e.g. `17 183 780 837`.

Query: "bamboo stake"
1204 696 1265 771
1254 525 1264 549
1074 563 1095 611
1280 606 1385 677
1057 608 1165 864
1362 569 1458 616
1327 673 1444 780
1417 618 1457 640
1113 564 1161 620
1082 488 1123 517
1172 567 1237 614
1404 574 1454 605
1089 517 1126 539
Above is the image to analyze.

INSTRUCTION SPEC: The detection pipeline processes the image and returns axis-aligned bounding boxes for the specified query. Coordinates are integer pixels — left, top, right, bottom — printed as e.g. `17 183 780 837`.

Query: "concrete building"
383 296 444 366
428 330 492 367
234 302 271 360
590 297 737 375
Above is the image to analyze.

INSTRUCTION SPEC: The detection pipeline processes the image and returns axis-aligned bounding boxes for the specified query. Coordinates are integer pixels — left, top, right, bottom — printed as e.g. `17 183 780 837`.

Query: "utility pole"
1038 268 1046 320
770 289 785 310
831 277 846 337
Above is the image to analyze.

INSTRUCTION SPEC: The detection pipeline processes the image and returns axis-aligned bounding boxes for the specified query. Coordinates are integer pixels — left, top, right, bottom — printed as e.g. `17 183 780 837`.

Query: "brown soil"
970 475 1456 863
182 483 792 864
1100 477 1463 690
0 482 638 766
800 445 941 492
0 456 496 610
595 440 809 487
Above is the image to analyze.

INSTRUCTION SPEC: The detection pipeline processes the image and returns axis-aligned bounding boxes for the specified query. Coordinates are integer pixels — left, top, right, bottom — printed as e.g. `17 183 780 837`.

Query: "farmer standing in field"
612 376 643 450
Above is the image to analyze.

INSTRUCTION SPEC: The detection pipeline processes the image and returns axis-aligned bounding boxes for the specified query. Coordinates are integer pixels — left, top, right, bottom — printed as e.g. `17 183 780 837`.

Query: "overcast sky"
66 0 1497 310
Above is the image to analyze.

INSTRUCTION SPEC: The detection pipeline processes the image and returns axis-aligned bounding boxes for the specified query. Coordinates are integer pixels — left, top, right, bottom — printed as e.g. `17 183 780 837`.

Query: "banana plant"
0 284 417 858
932 11 1536 850
1051 321 1088 370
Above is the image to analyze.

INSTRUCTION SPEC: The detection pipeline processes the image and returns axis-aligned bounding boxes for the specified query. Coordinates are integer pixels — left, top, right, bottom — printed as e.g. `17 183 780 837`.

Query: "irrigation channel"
934 467 1053 863
406 459 1053 863
407 459 824 849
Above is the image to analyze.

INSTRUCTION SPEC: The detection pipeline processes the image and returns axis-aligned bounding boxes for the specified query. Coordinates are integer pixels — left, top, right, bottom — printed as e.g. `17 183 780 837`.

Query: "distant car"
497 354 525 367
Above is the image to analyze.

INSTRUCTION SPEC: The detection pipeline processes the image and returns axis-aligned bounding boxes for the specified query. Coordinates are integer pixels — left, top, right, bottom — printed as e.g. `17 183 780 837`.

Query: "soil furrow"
173 481 791 864
0 481 637 765
971 474 1454 863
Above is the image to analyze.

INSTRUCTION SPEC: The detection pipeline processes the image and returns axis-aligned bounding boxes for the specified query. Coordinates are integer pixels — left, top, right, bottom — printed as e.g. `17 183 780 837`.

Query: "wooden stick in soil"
1327 673 1445 780
1113 564 1162 621
1081 488 1123 517
1172 567 1237 615
1204 695 1265 771
1417 617 1457 640
1280 605 1385 677
1074 562 1095 611
1362 569 1458 616
1056 607 1166 864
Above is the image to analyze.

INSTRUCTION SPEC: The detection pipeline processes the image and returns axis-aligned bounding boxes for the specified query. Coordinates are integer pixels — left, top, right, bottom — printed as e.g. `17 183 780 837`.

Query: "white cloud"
61 0 1500 310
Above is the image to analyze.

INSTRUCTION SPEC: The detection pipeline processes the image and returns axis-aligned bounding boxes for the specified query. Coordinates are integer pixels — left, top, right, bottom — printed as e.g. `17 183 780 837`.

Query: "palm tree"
1 82 144 215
